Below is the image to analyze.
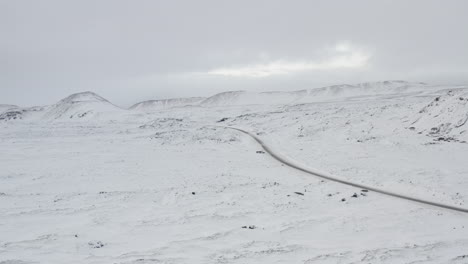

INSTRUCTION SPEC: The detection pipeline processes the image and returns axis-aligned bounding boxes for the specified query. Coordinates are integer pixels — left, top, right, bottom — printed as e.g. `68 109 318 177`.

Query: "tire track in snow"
222 126 468 214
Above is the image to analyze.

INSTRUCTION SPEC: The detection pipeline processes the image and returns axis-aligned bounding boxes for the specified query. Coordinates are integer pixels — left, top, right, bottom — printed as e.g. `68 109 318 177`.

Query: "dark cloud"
2 0 468 106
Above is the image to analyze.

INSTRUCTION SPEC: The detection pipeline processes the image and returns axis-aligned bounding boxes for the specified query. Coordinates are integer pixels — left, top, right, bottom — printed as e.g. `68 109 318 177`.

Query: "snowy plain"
1 81 468 263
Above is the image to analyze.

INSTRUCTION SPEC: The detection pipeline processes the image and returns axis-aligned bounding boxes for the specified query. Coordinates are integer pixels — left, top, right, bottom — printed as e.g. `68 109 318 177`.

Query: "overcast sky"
2 0 468 106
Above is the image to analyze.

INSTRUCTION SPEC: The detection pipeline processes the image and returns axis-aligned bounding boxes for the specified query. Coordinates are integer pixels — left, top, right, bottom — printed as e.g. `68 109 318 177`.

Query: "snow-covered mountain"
43 91 123 120
130 97 205 112
1 81 466 124
0 81 460 123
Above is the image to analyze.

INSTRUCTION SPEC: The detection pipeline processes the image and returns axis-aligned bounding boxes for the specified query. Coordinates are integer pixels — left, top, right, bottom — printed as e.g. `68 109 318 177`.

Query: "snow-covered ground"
1 81 468 263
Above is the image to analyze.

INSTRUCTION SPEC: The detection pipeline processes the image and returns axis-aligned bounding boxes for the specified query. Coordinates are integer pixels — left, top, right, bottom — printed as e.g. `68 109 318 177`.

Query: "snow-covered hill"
0 92 125 121
43 91 124 120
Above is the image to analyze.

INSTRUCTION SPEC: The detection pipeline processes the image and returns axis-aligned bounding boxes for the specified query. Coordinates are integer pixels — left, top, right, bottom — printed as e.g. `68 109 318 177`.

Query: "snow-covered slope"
412 89 468 141
0 106 46 121
0 105 20 120
130 97 205 111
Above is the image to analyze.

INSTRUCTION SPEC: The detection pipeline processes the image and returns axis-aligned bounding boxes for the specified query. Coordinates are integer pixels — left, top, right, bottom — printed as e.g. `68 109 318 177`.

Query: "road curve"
222 126 468 214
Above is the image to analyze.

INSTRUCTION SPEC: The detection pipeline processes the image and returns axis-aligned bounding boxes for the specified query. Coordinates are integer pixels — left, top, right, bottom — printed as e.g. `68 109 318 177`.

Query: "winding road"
223 126 468 214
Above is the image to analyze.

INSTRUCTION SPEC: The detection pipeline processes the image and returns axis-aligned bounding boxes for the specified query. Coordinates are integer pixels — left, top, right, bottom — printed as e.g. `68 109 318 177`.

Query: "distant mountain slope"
200 81 431 107
0 104 18 113
130 97 205 111
300 80 426 97
1 80 457 122
200 91 300 106
293 80 434 104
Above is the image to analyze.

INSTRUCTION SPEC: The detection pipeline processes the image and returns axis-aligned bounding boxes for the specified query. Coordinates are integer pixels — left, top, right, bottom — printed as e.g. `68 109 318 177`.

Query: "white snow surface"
1 81 468 263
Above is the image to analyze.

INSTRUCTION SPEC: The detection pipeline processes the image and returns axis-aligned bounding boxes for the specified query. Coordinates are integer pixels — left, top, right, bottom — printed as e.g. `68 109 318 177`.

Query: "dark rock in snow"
88 240 105 248
256 150 265 154
217 117 229 122
0 110 23 121
294 192 304 196
454 255 468 260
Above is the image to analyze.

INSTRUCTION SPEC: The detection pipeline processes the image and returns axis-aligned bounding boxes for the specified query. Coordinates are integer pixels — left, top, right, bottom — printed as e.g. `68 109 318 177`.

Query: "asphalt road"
224 126 468 214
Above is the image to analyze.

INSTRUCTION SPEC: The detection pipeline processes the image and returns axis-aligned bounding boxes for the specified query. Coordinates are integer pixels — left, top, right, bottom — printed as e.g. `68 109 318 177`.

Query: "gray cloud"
2 0 468 106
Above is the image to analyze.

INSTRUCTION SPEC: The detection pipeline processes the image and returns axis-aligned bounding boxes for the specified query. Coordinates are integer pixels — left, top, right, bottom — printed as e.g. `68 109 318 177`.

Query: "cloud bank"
207 43 371 77
1 0 468 106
